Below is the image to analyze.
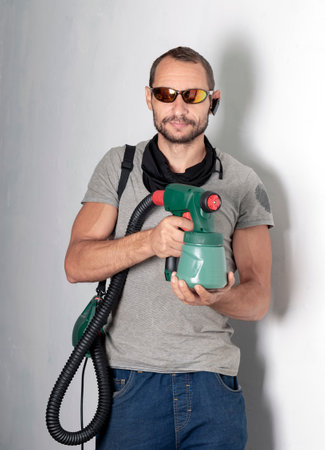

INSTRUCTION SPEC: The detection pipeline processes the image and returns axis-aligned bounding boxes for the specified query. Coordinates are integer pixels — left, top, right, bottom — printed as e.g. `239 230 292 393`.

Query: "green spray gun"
152 183 227 289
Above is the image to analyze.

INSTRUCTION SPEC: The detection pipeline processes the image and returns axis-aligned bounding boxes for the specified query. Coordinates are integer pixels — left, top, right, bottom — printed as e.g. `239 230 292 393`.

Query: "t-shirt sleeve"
81 147 123 208
236 169 274 229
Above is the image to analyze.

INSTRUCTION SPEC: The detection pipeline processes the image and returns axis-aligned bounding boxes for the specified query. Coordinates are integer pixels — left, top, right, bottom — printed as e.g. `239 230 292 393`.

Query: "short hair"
149 46 215 90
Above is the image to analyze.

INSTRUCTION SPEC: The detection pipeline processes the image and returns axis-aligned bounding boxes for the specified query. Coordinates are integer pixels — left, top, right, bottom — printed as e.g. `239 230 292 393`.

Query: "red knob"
200 191 222 212
207 194 221 211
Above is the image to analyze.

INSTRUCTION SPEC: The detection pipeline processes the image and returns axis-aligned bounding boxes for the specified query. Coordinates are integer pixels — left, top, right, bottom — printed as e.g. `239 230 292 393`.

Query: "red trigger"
182 212 192 231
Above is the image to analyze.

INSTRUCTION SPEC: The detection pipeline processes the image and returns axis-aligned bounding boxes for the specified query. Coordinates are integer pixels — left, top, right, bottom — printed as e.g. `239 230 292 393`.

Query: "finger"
171 273 196 303
167 237 185 257
170 272 185 300
227 272 235 288
178 279 195 300
198 272 235 294
216 272 235 292
167 216 194 232
193 284 209 298
193 284 215 305
172 228 187 244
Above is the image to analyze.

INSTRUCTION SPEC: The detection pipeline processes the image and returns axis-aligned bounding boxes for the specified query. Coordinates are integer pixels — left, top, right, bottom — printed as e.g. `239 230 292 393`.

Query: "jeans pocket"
214 372 242 393
112 369 136 400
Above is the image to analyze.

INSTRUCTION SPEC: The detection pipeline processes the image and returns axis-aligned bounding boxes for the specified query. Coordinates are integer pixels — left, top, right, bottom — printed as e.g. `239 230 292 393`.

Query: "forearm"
210 279 271 321
65 207 193 284
65 229 154 283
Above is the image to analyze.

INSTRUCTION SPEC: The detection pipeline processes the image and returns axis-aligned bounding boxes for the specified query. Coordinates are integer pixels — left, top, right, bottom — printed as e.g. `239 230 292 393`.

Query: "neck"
157 134 206 173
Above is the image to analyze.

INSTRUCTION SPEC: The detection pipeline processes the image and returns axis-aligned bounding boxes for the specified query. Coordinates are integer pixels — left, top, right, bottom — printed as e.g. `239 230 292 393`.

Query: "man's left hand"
170 271 235 306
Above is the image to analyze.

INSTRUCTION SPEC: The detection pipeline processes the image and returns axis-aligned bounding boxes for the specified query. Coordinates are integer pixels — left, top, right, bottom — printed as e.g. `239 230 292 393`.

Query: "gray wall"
1 1 324 449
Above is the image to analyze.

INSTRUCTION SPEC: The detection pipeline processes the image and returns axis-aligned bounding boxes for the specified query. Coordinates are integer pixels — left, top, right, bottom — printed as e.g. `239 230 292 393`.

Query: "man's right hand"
149 215 194 258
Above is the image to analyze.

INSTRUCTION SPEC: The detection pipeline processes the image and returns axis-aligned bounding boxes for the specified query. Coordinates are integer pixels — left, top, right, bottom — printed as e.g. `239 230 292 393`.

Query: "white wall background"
1 1 324 449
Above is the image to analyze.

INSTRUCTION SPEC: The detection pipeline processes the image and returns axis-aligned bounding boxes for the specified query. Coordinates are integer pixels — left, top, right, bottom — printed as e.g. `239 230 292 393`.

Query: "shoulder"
216 149 256 184
214 149 273 227
98 139 149 167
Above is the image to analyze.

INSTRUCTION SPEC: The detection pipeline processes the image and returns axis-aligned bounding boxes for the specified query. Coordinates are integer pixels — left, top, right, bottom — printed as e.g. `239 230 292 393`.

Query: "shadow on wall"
215 39 291 450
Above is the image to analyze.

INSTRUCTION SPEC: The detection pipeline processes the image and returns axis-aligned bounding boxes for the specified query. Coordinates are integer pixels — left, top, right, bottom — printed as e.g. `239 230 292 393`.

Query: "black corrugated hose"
46 193 155 445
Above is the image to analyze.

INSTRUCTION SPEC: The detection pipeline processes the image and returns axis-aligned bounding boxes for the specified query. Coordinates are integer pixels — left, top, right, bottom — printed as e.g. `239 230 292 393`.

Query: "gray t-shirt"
82 139 274 375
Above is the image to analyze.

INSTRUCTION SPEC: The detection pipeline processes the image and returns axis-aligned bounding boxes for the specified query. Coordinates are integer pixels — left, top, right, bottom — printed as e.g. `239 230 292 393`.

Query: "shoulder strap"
117 144 136 200
96 144 136 297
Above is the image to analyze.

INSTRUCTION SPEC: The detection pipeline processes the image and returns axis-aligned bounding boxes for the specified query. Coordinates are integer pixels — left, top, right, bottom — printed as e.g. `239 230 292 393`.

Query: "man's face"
145 57 217 145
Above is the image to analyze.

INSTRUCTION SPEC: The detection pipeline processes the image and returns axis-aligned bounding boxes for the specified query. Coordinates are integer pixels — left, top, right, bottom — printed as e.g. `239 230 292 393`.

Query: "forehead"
153 57 209 89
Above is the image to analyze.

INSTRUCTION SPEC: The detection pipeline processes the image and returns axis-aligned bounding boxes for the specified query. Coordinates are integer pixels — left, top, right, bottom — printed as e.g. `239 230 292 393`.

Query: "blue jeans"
96 369 247 449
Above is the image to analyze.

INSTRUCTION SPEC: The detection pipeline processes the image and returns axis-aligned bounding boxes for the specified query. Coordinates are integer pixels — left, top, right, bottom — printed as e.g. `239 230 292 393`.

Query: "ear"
145 86 153 111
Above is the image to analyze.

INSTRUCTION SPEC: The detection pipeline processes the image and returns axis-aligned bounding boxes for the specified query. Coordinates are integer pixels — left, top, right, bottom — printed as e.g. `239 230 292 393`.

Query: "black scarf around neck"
141 134 217 193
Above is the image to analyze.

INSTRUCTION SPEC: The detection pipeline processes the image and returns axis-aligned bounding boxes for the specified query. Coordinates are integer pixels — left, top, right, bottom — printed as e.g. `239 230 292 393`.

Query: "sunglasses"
150 87 213 104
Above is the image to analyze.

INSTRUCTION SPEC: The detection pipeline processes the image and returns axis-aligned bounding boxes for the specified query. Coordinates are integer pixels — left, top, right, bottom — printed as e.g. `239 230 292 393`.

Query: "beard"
153 111 209 144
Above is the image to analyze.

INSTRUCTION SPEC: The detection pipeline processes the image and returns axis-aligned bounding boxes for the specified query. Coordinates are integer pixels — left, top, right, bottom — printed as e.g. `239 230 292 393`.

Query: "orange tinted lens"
152 88 177 102
182 89 208 104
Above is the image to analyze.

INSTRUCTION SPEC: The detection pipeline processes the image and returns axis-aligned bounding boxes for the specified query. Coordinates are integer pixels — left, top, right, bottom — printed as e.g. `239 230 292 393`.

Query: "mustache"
162 115 196 126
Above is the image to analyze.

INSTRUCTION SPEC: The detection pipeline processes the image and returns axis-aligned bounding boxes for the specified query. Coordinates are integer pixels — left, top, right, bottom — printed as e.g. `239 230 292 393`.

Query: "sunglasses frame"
149 87 214 104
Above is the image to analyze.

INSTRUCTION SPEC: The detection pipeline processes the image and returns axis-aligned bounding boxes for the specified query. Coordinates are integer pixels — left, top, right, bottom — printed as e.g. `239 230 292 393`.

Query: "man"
65 47 273 449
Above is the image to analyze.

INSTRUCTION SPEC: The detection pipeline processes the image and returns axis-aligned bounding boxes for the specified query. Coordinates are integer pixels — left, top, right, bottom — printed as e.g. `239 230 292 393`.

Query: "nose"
171 92 189 115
